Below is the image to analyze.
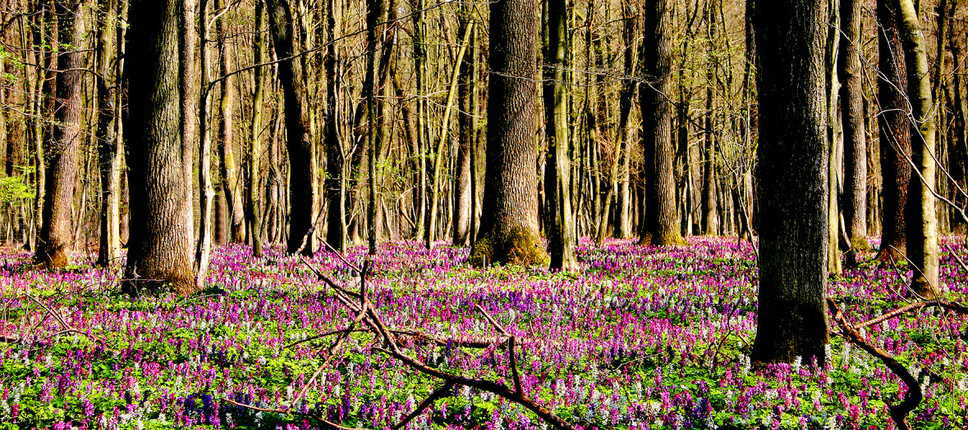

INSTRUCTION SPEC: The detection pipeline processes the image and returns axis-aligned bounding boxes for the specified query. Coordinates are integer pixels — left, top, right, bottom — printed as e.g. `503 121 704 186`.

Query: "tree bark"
750 0 830 365
542 0 577 270
217 9 245 244
247 1 266 257
639 0 684 246
95 0 123 267
453 7 475 247
468 0 549 267
36 1 91 268
123 0 197 296
266 0 315 256
839 0 870 264
894 0 939 297
876 0 912 263
324 0 345 252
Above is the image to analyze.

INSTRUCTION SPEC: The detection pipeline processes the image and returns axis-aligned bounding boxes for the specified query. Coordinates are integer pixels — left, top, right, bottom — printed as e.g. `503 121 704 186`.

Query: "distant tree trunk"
750 0 830 365
876 0 911 262
895 0 939 297
824 0 842 276
468 0 549 267
639 0 684 246
266 0 315 256
36 1 90 268
543 0 577 270
123 0 198 296
324 0 345 252
701 1 719 237
181 0 201 246
218 9 245 244
839 0 870 265
247 1 266 257
96 0 123 267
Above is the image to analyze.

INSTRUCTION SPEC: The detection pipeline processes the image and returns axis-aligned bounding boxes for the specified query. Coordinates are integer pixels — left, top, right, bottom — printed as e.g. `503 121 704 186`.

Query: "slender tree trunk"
839 0 870 265
468 0 549 267
825 0 842 275
701 1 719 236
639 0 684 246
96 0 123 267
247 1 266 257
876 0 911 262
266 0 315 256
123 0 197 296
750 0 830 365
217 10 245 244
543 0 577 270
36 1 90 268
895 0 939 297
324 0 345 251
453 7 475 246
181 0 200 246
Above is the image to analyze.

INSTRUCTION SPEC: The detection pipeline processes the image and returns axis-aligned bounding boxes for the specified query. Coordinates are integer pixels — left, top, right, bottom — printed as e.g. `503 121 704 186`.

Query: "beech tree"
123 0 197 295
839 0 870 264
750 0 830 364
468 0 549 267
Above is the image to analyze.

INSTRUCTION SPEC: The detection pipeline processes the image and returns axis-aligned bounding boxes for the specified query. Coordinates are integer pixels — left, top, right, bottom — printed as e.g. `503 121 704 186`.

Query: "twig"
508 336 522 395
392 382 456 430
944 243 968 274
25 295 117 353
854 300 968 330
474 304 510 336
828 298 921 430
221 397 366 430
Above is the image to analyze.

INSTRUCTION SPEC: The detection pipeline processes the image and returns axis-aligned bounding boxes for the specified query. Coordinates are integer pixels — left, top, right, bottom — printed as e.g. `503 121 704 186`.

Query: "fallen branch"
828 298 921 430
854 299 968 330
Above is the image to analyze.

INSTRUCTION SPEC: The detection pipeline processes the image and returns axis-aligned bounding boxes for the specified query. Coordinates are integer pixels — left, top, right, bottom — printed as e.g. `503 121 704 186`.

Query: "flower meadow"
0 237 966 430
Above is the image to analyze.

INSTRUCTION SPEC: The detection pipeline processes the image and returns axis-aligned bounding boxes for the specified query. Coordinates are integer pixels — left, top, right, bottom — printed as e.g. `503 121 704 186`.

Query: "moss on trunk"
469 226 549 267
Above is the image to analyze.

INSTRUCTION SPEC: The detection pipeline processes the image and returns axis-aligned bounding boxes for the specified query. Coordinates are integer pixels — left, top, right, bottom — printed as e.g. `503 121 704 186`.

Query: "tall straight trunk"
123 0 197 296
953 44 968 232
324 0 345 251
266 0 315 256
639 0 684 246
876 0 911 262
412 0 427 241
750 0 830 365
895 0 938 297
217 10 245 243
36 1 90 268
543 0 576 270
825 0 842 275
181 0 200 246
701 1 719 236
247 1 266 257
468 0 549 267
839 0 870 263
96 0 123 267
615 2 637 239
194 0 215 287
453 8 475 246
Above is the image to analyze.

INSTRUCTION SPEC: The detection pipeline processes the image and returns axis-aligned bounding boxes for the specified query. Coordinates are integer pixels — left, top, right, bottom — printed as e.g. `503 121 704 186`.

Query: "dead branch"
828 298 921 430
392 382 455 430
854 299 968 329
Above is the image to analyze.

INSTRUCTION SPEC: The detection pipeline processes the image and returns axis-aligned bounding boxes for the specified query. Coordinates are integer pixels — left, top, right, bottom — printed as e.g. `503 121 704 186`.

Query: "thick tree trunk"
839 0 870 264
876 0 911 262
123 0 197 296
543 0 577 270
468 0 549 267
750 0 830 365
266 0 315 256
895 0 939 297
639 0 684 246
36 1 90 268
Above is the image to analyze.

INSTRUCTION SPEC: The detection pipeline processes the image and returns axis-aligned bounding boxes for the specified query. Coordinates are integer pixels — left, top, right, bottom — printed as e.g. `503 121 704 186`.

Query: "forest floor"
0 236 965 429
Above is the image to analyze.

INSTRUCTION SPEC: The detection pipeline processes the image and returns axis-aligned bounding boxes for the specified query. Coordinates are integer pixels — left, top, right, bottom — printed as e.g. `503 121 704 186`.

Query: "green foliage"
0 175 34 204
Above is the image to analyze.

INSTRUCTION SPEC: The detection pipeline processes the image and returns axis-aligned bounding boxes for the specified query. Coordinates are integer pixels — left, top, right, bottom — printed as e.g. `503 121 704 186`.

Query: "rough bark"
217 11 245 244
876 0 911 262
453 8 475 247
36 1 90 268
468 0 549 267
96 0 123 267
123 0 197 296
247 1 266 257
266 0 315 256
750 0 830 364
324 0 345 252
639 0 684 246
839 0 870 262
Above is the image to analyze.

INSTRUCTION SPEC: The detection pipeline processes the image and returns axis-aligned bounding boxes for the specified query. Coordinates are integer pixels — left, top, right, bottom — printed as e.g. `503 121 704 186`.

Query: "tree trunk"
324 0 345 252
750 0 830 365
876 0 911 262
543 0 577 270
123 0 197 296
639 0 684 246
266 0 315 256
468 0 549 267
96 0 123 267
36 1 91 268
217 9 245 244
247 1 266 257
895 0 939 297
839 0 870 264
453 8 475 247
